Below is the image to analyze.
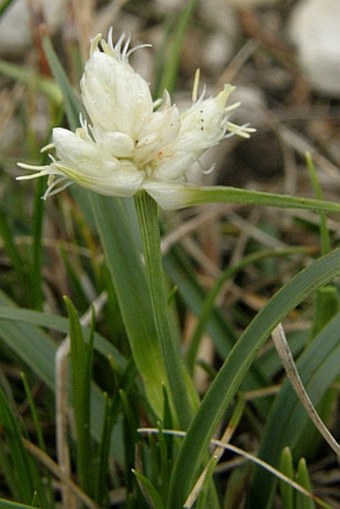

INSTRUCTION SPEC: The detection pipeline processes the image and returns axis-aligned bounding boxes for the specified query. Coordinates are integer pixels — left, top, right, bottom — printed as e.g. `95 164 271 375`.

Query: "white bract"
17 31 254 209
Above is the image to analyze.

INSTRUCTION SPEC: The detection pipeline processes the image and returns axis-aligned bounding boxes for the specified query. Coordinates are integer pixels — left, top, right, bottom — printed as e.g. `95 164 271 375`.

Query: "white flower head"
17 31 254 209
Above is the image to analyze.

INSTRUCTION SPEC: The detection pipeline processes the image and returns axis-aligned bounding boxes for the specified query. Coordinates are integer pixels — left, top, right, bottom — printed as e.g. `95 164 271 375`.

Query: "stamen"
153 98 163 109
154 90 171 111
88 123 97 142
225 121 256 139
107 26 114 52
43 177 72 200
122 34 132 58
114 32 126 55
41 142 54 153
16 169 51 180
90 33 102 55
79 112 86 130
192 69 200 103
197 158 216 175
202 163 216 175
127 43 152 58
196 84 207 104
17 162 48 171
225 101 241 113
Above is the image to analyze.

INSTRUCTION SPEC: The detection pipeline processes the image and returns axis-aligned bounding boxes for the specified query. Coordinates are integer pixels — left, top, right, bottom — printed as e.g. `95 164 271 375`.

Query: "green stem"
31 177 45 309
155 0 200 96
134 191 194 428
305 152 331 255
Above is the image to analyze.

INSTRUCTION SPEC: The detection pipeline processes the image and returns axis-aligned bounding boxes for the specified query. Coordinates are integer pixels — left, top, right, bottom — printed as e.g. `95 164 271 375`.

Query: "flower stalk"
134 191 195 428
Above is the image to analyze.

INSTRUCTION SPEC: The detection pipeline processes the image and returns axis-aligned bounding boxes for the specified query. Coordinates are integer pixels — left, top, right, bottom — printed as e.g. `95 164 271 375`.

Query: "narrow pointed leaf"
90 193 168 417
167 248 340 508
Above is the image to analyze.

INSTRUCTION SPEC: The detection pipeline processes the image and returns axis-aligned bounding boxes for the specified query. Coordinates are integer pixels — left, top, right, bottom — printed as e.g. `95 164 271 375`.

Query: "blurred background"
0 1 340 506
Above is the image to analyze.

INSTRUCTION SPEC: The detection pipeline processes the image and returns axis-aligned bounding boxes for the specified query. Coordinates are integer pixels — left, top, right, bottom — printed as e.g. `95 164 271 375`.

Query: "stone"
0 0 64 57
289 0 340 96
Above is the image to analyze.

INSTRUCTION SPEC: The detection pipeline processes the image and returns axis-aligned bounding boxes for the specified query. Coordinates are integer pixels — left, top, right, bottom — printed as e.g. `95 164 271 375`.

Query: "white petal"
135 103 180 164
53 159 143 197
92 127 135 158
143 181 195 210
53 127 101 163
151 151 195 181
150 86 236 181
81 51 153 138
52 127 143 196
176 85 234 153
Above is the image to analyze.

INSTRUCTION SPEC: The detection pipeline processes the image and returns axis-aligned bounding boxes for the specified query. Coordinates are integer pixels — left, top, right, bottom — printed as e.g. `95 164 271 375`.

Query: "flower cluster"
17 31 254 209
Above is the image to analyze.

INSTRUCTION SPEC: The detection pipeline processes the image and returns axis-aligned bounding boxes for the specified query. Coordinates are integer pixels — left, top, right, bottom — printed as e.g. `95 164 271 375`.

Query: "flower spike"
17 30 254 208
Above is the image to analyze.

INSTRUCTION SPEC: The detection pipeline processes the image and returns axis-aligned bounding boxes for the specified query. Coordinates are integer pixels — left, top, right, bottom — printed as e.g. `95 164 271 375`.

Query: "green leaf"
0 387 47 506
155 0 199 96
41 35 83 130
133 469 165 509
65 297 94 495
134 191 195 427
90 193 168 418
164 246 236 358
0 500 38 509
0 60 62 103
20 375 55 507
185 247 307 372
0 205 29 295
164 247 271 415
0 0 14 16
167 248 340 508
0 291 124 461
295 458 316 509
305 153 331 255
0 293 57 389
223 464 252 509
279 447 294 509
249 311 340 508
146 183 340 214
310 285 339 338
30 177 46 309
0 302 126 367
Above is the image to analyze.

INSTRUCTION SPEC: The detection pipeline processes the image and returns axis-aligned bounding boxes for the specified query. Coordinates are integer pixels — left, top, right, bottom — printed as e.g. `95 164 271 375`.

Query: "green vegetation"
0 1 339 508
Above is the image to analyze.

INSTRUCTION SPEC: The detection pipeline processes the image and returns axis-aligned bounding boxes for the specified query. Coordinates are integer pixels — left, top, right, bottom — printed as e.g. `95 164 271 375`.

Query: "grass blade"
0 206 29 295
65 297 94 495
249 311 340 507
90 193 169 418
279 447 295 509
271 323 339 456
0 387 47 506
0 501 38 509
155 0 199 96
41 35 83 130
0 291 123 456
295 459 316 509
167 248 340 508
0 59 62 103
148 184 340 214
134 191 196 427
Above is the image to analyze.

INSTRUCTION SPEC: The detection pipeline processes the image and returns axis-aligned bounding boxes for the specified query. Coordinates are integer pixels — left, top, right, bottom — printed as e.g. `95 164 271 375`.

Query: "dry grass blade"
271 323 340 457
183 399 244 508
23 439 100 509
138 428 335 509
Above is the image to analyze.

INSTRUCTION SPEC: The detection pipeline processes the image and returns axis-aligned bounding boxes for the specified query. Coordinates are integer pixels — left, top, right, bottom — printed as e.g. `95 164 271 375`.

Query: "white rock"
289 0 340 96
154 0 184 11
200 0 236 35
0 0 65 57
202 31 235 72
227 0 280 6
